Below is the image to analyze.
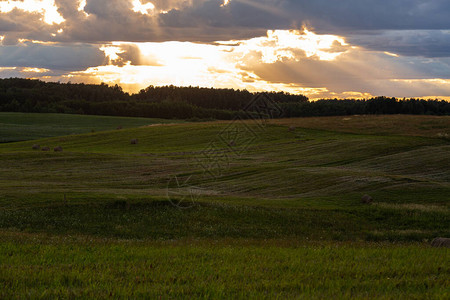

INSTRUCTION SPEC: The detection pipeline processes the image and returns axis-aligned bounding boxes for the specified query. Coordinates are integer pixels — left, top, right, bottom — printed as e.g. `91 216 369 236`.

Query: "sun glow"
72 63 324 97
0 0 64 24
90 41 242 91
65 29 352 96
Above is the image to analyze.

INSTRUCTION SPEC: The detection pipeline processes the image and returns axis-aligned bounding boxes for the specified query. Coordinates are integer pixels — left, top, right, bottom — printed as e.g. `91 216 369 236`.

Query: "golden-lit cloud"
100 45 125 62
0 0 64 24
77 0 88 16
77 0 86 11
132 0 155 15
22 67 51 73
221 0 231 7
384 52 399 58
233 29 348 63
390 79 450 85
17 39 58 45
63 29 350 96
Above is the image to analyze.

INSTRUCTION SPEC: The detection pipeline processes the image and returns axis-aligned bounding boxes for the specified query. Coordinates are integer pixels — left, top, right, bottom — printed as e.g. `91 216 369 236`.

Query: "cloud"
34 29 447 99
0 66 55 79
348 30 450 58
0 1 449 99
0 0 64 24
285 0 450 32
100 43 162 67
245 47 450 98
0 42 105 71
1 0 449 57
0 6 61 44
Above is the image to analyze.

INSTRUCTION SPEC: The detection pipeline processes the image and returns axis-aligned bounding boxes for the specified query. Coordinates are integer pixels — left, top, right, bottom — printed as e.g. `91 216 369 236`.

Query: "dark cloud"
0 42 106 71
0 17 20 32
156 0 450 37
285 0 450 32
84 0 133 18
348 30 450 58
56 0 266 43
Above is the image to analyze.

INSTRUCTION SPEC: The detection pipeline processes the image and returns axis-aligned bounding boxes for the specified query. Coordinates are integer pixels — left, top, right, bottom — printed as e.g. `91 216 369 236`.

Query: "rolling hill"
0 114 449 298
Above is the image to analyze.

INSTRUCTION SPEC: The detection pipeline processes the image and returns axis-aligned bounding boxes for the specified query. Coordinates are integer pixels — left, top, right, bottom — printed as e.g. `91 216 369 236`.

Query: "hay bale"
32 144 40 150
289 126 296 132
131 139 138 145
361 194 373 204
41 146 50 151
54 146 63 152
431 237 450 248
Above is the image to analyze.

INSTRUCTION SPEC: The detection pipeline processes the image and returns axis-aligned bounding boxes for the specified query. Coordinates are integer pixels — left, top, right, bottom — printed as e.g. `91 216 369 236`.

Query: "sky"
0 0 449 99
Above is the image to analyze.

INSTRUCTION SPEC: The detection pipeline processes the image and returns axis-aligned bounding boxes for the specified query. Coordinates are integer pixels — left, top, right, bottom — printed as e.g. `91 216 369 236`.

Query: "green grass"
1 239 448 299
0 112 184 143
0 114 449 298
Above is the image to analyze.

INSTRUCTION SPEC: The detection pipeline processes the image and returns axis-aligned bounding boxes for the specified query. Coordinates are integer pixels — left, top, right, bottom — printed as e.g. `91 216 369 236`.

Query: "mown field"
0 113 449 298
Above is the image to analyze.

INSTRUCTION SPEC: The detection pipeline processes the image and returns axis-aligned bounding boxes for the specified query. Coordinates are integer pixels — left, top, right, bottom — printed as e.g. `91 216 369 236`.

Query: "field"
0 113 449 298
0 112 183 143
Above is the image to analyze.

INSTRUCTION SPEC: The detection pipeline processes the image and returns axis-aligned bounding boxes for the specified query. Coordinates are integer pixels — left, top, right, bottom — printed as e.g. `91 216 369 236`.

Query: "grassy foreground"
0 114 449 298
1 237 448 299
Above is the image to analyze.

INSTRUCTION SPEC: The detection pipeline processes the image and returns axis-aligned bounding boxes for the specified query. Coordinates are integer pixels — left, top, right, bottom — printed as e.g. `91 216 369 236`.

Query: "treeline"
281 98 450 117
135 85 308 110
0 78 449 119
0 78 306 120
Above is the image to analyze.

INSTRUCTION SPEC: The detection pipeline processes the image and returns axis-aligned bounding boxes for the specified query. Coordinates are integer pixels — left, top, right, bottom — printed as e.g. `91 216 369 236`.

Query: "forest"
0 78 449 119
